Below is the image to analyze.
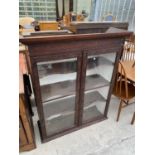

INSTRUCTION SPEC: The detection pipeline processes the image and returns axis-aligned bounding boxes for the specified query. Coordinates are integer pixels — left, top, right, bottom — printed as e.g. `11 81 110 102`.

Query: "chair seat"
113 81 135 100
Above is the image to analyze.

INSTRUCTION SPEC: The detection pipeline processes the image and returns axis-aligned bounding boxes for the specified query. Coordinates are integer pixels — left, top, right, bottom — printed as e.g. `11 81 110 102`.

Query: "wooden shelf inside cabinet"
20 29 133 143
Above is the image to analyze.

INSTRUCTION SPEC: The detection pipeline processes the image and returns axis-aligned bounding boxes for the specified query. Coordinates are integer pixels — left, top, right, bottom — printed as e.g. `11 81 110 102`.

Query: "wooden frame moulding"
20 31 133 143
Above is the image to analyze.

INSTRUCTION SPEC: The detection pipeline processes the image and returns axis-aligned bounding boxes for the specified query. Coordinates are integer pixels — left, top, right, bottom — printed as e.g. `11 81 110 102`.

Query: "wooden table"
119 60 135 82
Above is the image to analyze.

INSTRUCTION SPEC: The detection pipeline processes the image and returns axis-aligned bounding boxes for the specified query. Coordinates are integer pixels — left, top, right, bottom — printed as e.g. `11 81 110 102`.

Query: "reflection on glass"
82 52 116 122
37 58 77 102
37 58 77 136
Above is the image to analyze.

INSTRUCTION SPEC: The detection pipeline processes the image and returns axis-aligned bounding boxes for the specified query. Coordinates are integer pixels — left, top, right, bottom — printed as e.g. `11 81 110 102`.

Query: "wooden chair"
113 61 135 121
122 34 135 62
131 112 135 125
104 13 115 21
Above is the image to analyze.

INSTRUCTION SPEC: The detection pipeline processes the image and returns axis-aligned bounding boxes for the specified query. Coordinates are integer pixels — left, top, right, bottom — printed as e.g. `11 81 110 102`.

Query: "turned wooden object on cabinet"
20 29 132 143
19 54 36 151
67 22 128 34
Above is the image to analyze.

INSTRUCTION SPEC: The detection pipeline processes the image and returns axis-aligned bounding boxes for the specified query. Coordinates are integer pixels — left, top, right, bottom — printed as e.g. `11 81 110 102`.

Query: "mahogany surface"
19 53 36 151
20 30 133 142
66 22 128 34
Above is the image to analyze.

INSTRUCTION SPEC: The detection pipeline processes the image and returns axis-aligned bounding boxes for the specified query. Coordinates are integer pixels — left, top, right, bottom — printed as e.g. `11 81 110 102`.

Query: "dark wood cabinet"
67 22 128 34
20 30 132 143
19 92 36 152
19 53 36 151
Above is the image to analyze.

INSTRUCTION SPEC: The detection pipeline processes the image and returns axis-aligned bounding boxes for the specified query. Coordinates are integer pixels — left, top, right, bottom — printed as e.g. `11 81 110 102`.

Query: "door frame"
79 47 123 125
30 50 82 142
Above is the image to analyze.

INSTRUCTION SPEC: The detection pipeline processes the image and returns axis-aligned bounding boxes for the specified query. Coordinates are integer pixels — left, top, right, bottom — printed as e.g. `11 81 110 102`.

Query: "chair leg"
131 112 135 125
116 100 123 121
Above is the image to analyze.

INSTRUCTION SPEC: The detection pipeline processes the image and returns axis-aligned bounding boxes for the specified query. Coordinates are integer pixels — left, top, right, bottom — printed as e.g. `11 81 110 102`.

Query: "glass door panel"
37 58 77 136
82 52 116 123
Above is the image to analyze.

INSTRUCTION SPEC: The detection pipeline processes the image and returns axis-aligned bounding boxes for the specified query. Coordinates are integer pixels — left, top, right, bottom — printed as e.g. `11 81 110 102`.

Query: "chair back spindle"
122 37 135 61
115 61 129 99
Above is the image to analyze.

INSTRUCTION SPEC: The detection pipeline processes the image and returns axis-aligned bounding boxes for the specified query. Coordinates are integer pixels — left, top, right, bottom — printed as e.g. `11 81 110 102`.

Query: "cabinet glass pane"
37 58 77 136
82 52 116 122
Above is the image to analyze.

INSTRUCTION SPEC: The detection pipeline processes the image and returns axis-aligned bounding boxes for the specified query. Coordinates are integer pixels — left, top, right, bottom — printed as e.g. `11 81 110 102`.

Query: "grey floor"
20 96 135 155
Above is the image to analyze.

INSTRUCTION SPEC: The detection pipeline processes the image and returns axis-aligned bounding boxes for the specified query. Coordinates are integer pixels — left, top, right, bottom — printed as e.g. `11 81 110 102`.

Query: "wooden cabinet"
67 22 128 34
81 52 117 123
19 53 36 151
19 116 28 146
19 81 36 151
39 21 58 31
20 29 132 143
19 93 36 152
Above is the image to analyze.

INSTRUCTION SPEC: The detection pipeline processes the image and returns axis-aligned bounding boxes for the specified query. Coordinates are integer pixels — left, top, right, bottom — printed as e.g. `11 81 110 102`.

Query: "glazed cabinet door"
81 51 118 123
35 53 81 138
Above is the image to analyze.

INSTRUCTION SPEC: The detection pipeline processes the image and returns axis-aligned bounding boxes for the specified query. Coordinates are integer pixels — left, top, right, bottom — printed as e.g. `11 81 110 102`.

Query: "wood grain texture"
113 61 135 122
19 94 36 151
19 53 36 151
20 31 132 44
20 31 132 142
118 60 135 82
68 22 128 34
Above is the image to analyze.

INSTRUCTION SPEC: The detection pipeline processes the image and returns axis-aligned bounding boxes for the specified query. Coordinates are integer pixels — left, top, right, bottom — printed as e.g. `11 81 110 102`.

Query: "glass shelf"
36 52 116 136
85 86 110 101
43 90 106 135
38 55 115 86
45 112 75 136
82 91 107 122
40 80 76 103
40 74 110 103
85 74 109 91
37 58 77 82
43 95 76 120
83 105 104 122
37 57 78 136
43 91 106 121
86 59 115 82
82 52 116 123
100 52 116 63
